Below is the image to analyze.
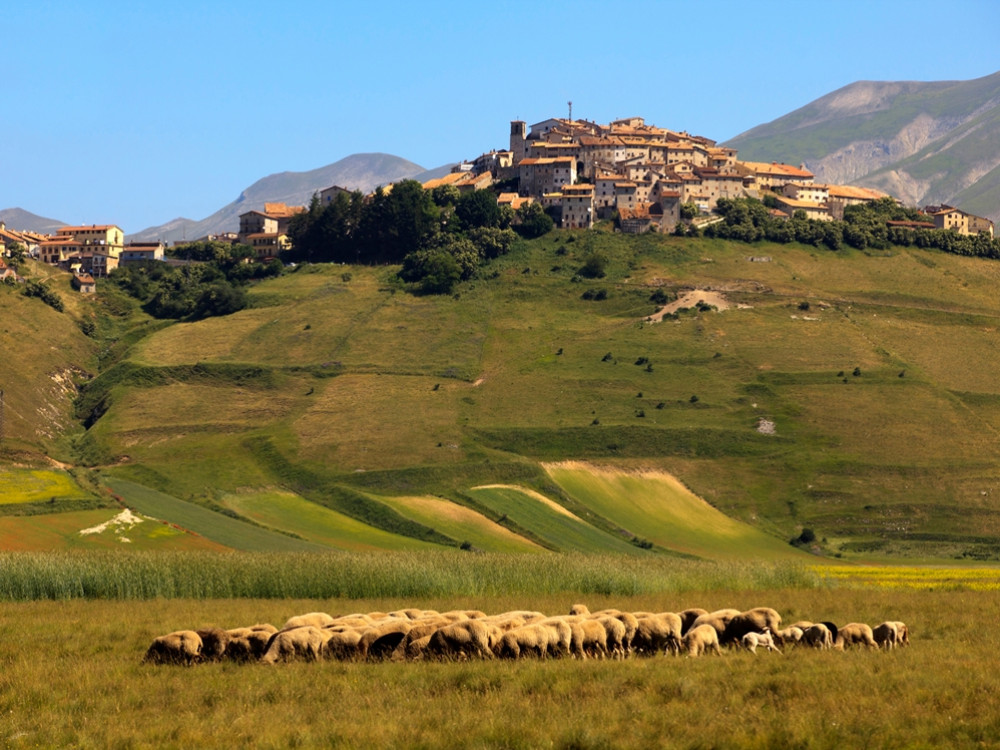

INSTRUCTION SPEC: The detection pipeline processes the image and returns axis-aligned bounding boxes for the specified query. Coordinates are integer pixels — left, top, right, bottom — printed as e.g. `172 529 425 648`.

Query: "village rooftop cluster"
1 115 994 293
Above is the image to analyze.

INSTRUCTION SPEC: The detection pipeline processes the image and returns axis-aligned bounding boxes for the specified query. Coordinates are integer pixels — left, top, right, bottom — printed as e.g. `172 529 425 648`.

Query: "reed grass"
0 551 826 601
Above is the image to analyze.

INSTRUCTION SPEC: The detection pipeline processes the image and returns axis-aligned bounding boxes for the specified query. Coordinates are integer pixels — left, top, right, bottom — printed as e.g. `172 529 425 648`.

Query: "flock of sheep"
144 604 910 665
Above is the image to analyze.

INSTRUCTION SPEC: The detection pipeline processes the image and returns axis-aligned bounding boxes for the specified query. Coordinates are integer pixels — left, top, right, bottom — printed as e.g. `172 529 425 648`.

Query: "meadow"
1 555 998 748
8 232 1000 562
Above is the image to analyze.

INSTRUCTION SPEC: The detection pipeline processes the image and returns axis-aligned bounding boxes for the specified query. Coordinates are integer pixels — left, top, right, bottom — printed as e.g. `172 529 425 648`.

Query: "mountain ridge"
125 153 453 244
725 71 1000 222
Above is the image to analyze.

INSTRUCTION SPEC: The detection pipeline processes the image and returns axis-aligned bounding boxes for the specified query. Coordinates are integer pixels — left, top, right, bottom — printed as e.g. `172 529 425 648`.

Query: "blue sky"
5 0 998 233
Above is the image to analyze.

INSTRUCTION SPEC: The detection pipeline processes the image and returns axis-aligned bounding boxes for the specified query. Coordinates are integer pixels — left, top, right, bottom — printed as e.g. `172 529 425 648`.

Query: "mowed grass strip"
104 478 326 552
377 494 544 553
0 509 225 551
466 485 640 553
0 469 91 505
544 461 810 561
219 489 440 551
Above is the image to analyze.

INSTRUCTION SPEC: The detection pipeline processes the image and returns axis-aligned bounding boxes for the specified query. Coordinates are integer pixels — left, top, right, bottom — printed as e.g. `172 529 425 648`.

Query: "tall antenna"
568 100 573 122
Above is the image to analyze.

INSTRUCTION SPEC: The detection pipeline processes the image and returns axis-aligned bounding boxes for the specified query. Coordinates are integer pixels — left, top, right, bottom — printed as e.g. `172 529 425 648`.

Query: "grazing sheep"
890 621 910 646
723 607 782 644
495 623 551 659
788 621 815 633
569 603 590 616
773 626 804 648
679 608 709 634
323 629 364 660
426 620 498 660
682 624 721 657
537 617 573 658
689 609 741 640
803 623 834 650
403 634 434 660
357 620 413 661
195 628 230 662
821 621 839 644
835 622 878 650
390 618 451 661
260 626 326 664
594 616 628 659
224 627 274 662
282 612 336 630
569 620 609 660
632 613 683 656
741 629 782 655
144 630 203 665
594 611 639 653
872 622 898 650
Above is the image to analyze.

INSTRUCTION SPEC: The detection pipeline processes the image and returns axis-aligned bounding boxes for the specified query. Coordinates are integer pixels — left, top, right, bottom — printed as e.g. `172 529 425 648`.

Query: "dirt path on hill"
647 289 734 322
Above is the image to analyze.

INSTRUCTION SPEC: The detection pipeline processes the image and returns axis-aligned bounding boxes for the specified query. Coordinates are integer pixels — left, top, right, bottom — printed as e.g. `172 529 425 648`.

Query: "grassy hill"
8 230 1000 560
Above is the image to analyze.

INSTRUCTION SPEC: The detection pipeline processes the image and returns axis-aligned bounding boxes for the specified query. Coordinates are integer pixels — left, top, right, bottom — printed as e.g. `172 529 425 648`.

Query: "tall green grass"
0 551 824 601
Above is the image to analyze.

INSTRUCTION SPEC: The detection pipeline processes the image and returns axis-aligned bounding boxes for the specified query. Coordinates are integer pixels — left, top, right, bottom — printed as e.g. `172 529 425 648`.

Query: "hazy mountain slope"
726 72 1000 221
127 153 445 244
0 208 67 234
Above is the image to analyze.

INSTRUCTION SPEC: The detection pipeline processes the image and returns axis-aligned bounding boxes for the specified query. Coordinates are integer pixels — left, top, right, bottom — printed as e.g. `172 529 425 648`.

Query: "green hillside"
9 231 1000 560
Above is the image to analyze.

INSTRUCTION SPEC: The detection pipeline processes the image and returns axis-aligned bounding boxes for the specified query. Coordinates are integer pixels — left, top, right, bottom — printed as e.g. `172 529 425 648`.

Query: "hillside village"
0 115 995 291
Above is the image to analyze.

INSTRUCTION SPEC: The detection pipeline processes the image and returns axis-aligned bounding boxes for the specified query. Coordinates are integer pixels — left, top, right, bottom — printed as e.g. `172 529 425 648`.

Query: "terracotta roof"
740 161 814 179
519 157 575 166
422 172 467 190
262 203 306 218
59 225 120 233
824 184 887 200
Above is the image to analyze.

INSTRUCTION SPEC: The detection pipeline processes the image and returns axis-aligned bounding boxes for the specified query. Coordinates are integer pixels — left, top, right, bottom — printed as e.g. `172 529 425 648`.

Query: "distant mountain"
0 207 66 235
128 153 455 244
726 72 1000 223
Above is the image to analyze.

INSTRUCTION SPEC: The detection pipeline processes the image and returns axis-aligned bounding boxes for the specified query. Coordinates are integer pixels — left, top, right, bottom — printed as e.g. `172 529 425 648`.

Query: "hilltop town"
0 115 994 290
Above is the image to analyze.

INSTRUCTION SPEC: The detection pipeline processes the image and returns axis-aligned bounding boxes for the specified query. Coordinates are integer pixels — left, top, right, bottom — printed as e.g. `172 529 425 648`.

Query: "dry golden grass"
2 586 997 748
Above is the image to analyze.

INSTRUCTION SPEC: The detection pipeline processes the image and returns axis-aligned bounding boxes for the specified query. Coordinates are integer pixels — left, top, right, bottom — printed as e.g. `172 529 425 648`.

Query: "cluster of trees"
286 180 553 293
704 196 1000 258
109 242 281 319
22 279 64 311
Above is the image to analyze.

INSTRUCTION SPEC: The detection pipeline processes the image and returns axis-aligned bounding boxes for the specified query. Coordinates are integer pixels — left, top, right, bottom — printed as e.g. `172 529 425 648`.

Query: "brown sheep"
144 630 203 665
835 622 878 650
260 626 326 664
682 624 721 657
632 613 683 656
803 623 834 649
689 608 741 640
723 607 782 644
872 622 898 650
357 620 413 661
282 612 336 630
679 608 709 634
494 624 551 659
195 628 230 661
426 620 498 660
224 627 273 662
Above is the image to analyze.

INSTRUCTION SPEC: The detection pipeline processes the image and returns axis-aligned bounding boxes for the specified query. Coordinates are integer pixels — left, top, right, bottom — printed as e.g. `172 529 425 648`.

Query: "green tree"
514 202 554 238
456 188 502 229
579 252 608 279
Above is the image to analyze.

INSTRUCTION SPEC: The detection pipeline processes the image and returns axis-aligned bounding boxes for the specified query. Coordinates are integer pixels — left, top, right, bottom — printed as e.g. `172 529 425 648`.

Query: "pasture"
1 557 998 748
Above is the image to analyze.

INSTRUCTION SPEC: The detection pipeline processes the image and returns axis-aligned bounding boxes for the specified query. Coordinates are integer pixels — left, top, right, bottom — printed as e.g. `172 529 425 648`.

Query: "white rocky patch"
79 508 147 541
